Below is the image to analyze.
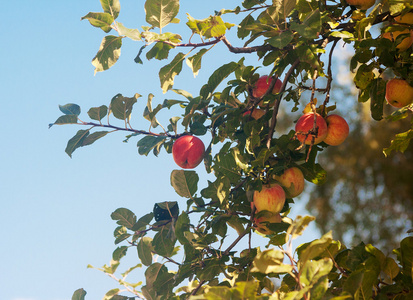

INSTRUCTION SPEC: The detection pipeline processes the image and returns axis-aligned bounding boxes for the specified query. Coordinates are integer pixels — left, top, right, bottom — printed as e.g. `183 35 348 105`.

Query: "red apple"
254 212 282 235
252 75 282 98
273 167 305 198
295 112 328 145
243 109 266 120
345 0 375 10
323 114 350 146
172 135 205 169
385 78 413 108
252 183 286 214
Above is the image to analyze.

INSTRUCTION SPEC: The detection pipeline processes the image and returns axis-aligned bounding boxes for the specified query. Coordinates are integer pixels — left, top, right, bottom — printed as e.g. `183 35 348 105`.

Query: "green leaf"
251 248 294 274
65 129 90 158
369 78 385 121
72 288 87 300
112 246 128 261
143 93 162 128
159 52 186 93
111 208 137 230
400 236 413 278
201 177 230 204
81 12 114 33
287 215 316 241
100 0 120 19
299 258 333 290
298 231 333 267
170 170 199 198
186 15 230 39
153 223 176 257
145 0 180 29
103 288 120 300
109 93 140 120
290 9 321 39
266 30 294 48
60 103 81 115
136 135 167 156
50 115 78 128
116 22 141 40
186 48 208 77
146 42 174 60
82 131 109 146
87 105 108 121
200 60 240 100
92 35 123 74
383 129 413 157
137 237 153 266
301 162 327 185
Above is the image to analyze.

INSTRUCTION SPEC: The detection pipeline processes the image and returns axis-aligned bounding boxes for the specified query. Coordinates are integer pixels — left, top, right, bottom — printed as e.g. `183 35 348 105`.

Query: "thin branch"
266 59 300 148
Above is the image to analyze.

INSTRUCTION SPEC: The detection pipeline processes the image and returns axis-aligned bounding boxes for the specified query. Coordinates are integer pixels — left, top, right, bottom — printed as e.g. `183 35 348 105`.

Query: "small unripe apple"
254 213 282 235
323 114 350 146
382 29 413 51
345 0 375 10
394 12 413 25
243 109 266 120
385 78 413 108
172 135 205 169
273 167 305 198
252 75 282 98
252 183 286 214
295 112 328 145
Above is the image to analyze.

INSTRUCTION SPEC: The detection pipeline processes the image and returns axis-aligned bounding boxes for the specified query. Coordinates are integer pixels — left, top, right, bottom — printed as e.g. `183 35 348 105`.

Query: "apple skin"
254 213 282 235
323 114 350 146
252 183 286 214
382 29 413 51
395 12 413 24
273 167 305 198
345 0 375 10
252 75 282 98
172 135 205 169
243 109 266 120
295 112 328 145
385 78 413 108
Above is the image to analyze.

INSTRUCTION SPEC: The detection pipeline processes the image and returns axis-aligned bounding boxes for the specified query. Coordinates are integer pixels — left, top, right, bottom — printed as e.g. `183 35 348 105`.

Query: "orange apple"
252 75 282 98
345 0 375 10
243 109 266 120
273 167 305 198
385 78 413 108
172 135 205 169
382 29 413 51
394 12 413 25
252 183 286 214
323 114 350 146
254 212 282 235
295 112 328 145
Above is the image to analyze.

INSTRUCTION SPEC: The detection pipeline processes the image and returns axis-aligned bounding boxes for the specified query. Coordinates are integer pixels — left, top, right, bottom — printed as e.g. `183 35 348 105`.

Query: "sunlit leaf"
145 0 180 29
92 35 123 74
116 22 141 40
81 12 114 33
100 0 120 19
170 169 199 198
159 52 186 93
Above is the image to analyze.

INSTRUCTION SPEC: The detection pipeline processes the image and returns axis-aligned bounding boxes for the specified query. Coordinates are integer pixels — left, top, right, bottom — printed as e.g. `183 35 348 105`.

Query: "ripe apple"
243 109 266 120
252 183 286 214
323 114 350 146
273 167 305 198
345 0 375 10
295 112 328 145
252 75 282 98
254 213 282 235
382 29 413 51
172 135 205 169
385 78 413 108
395 12 413 24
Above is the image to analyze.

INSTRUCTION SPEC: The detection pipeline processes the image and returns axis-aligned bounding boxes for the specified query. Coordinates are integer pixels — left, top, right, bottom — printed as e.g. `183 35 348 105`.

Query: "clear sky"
1 1 321 300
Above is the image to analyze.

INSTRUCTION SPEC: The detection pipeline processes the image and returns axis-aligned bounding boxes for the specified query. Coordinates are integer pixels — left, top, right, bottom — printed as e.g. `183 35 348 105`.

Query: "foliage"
49 0 413 299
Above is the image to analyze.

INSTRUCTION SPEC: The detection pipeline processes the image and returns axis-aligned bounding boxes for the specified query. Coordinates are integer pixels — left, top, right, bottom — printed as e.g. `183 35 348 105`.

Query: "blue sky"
1 1 321 299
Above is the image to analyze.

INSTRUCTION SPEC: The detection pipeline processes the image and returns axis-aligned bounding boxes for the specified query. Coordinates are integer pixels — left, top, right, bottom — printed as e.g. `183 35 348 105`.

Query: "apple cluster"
295 112 350 147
